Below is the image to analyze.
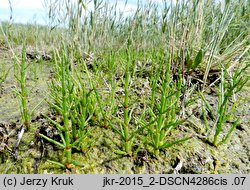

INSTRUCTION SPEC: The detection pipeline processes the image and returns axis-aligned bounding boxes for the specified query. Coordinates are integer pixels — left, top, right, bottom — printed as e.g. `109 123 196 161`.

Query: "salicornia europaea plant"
200 64 250 147
14 45 30 130
142 54 191 157
40 46 94 169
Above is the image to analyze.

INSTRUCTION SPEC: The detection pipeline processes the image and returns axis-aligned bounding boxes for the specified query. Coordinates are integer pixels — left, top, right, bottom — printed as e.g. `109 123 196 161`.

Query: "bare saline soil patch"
0 48 249 174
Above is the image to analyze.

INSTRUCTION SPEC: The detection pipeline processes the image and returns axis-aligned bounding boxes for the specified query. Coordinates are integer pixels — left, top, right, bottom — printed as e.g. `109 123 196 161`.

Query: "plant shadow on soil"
0 48 249 174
